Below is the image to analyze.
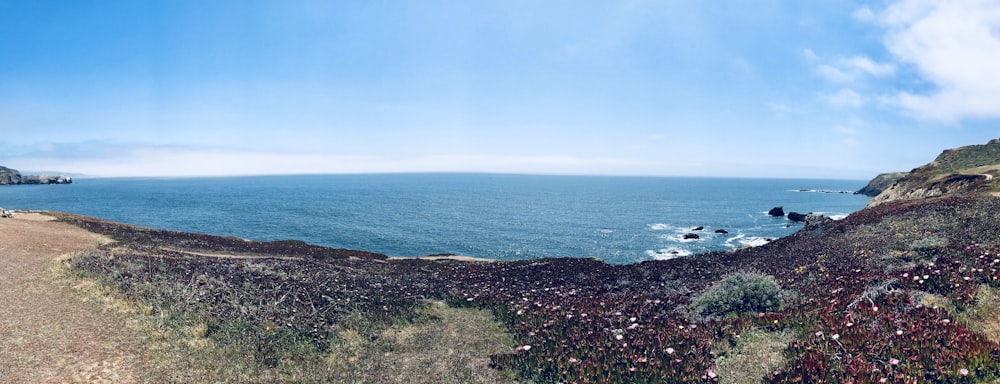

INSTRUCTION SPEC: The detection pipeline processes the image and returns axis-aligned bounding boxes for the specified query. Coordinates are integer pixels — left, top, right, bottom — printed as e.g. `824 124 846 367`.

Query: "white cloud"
816 56 895 82
874 0 1000 122
845 56 896 77
823 89 864 108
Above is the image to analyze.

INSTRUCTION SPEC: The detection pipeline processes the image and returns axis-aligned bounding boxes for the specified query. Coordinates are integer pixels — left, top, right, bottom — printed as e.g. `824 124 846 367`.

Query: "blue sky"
1 1 998 179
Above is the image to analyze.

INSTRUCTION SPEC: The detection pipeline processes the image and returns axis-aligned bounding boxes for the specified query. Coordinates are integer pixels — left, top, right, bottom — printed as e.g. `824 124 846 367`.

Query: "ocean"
0 173 870 264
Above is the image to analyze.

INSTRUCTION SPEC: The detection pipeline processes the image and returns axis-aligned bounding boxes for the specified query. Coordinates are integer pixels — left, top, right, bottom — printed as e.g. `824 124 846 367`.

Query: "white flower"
666 347 675 355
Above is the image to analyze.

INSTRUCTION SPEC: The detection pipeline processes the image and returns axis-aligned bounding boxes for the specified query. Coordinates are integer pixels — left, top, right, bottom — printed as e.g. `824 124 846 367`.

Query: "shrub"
691 271 784 317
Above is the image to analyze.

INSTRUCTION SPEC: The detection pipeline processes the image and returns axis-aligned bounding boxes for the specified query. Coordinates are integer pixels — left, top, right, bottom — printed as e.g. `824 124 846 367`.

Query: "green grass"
712 329 795 384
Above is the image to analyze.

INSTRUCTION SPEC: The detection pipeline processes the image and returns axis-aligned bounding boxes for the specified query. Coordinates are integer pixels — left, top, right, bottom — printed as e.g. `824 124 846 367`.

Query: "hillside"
868 138 1000 207
46 145 1000 383
0 165 73 185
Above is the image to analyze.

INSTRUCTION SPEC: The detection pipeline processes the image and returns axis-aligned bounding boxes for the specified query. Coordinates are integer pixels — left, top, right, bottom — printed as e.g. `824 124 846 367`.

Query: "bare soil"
0 213 145 383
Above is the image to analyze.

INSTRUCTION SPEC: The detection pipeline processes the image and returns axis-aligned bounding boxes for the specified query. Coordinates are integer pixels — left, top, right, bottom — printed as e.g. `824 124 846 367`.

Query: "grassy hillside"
56 193 1000 382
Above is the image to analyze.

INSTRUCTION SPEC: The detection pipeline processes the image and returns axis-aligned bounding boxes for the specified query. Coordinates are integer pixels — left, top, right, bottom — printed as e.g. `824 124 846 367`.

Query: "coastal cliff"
866 138 1000 207
855 171 907 197
0 166 72 185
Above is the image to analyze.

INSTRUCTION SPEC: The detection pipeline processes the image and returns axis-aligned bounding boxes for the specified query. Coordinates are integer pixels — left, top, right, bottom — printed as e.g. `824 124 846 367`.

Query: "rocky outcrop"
0 166 72 185
787 212 807 222
768 206 785 217
867 138 1000 207
855 172 908 197
22 175 73 184
804 213 831 229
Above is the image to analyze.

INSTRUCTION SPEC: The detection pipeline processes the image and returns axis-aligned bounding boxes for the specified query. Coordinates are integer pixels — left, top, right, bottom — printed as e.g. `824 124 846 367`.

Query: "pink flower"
960 368 969 376
706 369 717 379
568 357 579 364
629 367 636 372
895 330 903 336
615 334 624 340
815 331 823 337
889 358 900 365
666 347 675 355
521 345 531 351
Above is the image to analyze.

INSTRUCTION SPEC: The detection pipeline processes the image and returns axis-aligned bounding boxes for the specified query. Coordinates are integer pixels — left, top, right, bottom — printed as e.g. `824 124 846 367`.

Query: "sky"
1 0 998 179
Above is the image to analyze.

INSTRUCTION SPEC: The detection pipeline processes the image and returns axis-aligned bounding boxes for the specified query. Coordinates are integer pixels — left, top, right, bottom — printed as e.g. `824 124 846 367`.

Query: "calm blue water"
0 174 869 264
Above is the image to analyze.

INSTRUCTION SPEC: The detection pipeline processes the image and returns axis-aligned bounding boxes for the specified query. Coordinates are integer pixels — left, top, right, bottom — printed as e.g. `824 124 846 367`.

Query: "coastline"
390 255 497 262
4 194 1000 382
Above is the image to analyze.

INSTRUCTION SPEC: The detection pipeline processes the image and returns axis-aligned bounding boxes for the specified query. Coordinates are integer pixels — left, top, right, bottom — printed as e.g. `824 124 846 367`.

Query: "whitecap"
724 233 745 248
739 237 771 247
829 214 848 220
646 248 692 260
649 223 671 231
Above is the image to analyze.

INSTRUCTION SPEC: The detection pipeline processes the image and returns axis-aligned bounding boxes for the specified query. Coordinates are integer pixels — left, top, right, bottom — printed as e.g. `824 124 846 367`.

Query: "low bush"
691 271 784 317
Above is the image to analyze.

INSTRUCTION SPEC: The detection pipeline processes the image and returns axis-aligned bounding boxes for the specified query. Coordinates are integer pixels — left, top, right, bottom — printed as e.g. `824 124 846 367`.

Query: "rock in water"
787 212 807 222
683 233 700 240
768 206 785 217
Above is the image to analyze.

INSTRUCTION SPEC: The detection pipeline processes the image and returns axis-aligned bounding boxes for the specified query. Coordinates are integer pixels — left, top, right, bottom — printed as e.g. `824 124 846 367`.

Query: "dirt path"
0 213 145 383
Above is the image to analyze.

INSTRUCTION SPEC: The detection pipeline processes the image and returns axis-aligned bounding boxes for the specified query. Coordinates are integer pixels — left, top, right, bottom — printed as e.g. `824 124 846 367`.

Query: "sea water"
0 174 869 264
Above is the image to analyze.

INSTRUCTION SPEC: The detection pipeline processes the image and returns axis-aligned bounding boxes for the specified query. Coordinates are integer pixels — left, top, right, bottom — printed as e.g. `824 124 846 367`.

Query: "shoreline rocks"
0 166 72 185
787 212 807 222
768 206 785 217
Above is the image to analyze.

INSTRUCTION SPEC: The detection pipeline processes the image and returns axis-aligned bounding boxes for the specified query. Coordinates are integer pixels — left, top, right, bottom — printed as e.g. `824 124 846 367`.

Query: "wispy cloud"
823 88 864 108
5 142 651 177
816 56 895 82
870 0 1000 122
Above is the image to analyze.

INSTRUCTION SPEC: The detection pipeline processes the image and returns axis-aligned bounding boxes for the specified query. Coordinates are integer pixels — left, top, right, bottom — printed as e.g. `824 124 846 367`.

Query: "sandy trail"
0 213 144 383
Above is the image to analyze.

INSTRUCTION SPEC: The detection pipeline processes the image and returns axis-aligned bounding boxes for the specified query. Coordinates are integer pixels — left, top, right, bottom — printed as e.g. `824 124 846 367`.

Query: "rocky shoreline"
0 165 72 185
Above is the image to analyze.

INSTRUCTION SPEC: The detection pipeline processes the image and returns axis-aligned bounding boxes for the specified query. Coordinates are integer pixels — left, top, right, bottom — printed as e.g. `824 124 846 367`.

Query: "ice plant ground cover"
60 194 1000 382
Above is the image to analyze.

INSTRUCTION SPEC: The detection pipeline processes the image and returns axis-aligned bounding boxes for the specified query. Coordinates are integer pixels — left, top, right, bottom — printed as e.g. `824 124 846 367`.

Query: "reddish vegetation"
61 194 1000 382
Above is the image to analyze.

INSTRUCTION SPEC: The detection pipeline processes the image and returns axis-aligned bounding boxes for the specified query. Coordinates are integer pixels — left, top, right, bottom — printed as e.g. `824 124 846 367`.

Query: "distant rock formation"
767 206 785 217
867 138 1000 207
855 172 908 197
0 166 72 185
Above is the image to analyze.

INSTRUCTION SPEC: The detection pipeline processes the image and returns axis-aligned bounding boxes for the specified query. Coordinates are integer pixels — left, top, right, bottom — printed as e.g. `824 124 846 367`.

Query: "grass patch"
326 301 520 384
958 285 1000 343
713 329 794 384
